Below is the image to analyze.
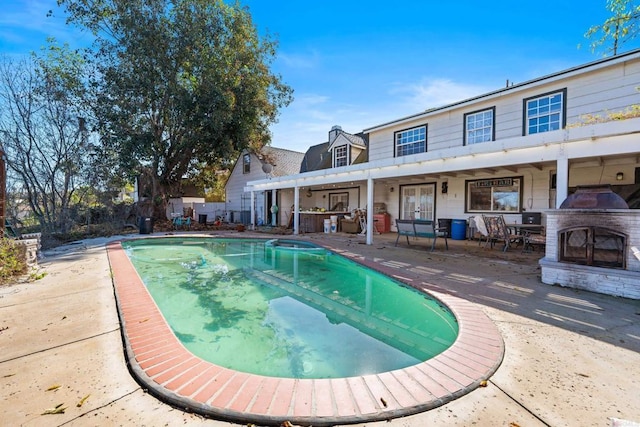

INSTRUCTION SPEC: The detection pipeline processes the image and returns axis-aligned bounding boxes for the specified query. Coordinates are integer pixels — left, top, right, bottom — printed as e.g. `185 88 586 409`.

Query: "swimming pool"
108 235 504 426
122 237 458 379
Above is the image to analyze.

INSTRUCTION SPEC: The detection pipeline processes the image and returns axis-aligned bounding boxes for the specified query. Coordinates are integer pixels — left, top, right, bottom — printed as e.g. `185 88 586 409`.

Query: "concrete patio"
1 230 639 426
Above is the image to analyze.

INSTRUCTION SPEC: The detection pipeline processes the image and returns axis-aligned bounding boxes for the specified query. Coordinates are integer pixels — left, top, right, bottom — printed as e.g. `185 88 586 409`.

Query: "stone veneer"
13 233 42 268
540 210 640 300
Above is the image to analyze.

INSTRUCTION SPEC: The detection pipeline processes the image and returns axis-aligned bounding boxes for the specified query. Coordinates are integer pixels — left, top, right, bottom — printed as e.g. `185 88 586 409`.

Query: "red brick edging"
106 238 504 426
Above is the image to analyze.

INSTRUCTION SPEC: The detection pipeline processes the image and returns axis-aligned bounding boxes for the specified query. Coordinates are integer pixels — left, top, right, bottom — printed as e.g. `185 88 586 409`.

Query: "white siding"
243 52 640 242
225 151 269 222
368 57 640 162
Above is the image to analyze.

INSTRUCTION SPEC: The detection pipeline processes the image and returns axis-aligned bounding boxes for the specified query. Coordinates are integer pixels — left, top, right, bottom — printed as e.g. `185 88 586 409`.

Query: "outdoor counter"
299 211 346 232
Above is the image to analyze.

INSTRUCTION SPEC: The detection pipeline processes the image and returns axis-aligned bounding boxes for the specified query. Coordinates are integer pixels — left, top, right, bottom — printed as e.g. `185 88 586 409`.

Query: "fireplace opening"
559 227 627 269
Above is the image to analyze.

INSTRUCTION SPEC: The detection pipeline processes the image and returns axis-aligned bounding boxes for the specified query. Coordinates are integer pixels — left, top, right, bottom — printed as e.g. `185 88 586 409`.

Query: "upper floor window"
464 107 495 145
395 125 427 157
243 154 251 174
524 89 566 135
334 145 348 167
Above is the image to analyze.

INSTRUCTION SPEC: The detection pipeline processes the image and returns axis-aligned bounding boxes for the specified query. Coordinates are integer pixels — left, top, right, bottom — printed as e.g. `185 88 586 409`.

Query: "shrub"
0 238 28 285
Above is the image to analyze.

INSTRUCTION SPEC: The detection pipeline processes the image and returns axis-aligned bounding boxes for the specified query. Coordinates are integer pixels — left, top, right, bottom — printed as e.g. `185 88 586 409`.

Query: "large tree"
585 0 640 56
58 0 292 218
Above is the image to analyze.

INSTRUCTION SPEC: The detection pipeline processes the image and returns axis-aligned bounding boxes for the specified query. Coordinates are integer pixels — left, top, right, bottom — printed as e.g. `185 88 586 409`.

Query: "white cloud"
289 93 330 109
277 50 321 69
0 0 93 57
1 0 60 33
269 77 495 153
270 93 362 151
391 77 491 111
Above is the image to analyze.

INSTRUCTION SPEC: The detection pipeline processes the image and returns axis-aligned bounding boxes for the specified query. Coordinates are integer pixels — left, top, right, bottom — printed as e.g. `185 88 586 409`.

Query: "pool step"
258 268 362 309
245 268 449 360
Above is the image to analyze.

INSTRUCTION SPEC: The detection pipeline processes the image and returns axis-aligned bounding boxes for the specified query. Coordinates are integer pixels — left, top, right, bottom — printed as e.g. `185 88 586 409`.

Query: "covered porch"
245 119 640 245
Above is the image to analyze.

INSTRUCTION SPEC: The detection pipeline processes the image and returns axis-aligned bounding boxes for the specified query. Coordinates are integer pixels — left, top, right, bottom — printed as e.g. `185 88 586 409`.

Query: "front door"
400 184 435 220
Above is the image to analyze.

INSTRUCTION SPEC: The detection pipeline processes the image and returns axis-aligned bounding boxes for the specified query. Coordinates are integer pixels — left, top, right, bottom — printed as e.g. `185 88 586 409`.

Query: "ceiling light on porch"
616 172 624 181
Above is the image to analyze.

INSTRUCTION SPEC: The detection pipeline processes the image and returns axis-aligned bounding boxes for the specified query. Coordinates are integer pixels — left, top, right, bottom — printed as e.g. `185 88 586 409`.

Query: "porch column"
366 177 374 245
271 189 277 226
250 191 256 230
293 186 300 235
556 154 569 208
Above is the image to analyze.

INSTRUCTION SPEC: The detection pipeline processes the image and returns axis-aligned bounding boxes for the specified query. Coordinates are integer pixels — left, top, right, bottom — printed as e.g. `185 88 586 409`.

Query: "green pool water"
122 237 459 379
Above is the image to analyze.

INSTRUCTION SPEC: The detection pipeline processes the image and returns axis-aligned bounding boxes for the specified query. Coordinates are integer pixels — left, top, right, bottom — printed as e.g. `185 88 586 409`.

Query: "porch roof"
245 119 640 192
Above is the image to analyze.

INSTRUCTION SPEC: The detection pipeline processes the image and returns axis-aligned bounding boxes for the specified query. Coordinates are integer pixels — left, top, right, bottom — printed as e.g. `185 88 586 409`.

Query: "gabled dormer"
327 125 367 168
299 126 369 173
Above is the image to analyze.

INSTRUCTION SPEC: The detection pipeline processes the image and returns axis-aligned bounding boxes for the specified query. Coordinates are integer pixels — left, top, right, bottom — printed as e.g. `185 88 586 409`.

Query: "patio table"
507 223 545 235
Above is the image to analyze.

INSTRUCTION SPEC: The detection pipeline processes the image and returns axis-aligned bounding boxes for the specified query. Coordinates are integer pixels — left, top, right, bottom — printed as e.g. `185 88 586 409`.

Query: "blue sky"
1 0 633 153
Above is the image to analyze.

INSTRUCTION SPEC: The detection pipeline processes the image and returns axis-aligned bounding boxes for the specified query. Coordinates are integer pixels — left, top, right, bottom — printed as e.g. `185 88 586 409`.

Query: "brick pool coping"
106 237 504 426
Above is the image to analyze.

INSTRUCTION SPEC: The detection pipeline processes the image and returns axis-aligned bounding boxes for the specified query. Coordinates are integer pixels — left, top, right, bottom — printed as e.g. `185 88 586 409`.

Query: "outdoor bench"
395 219 448 251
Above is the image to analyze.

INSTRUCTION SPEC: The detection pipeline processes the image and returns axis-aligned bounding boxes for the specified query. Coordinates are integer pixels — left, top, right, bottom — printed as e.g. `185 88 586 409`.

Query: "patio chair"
395 219 415 246
472 215 490 247
172 215 192 230
482 215 523 252
5 219 20 239
523 230 547 253
340 210 362 233
481 215 499 249
414 219 448 251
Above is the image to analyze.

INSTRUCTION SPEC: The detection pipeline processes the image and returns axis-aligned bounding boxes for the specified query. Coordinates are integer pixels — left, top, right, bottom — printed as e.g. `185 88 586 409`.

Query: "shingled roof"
257 146 305 177
340 131 367 148
300 142 331 173
300 128 368 173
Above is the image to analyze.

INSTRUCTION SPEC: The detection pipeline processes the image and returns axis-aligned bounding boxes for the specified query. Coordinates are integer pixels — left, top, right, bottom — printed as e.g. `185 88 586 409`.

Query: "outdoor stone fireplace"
558 226 627 269
540 186 640 300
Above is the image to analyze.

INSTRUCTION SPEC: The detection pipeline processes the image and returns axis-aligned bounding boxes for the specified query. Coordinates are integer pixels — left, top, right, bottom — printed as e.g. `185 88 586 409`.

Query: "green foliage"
32 37 89 105
58 0 293 218
569 104 640 127
189 163 229 202
569 87 640 126
0 238 28 285
584 0 640 56
30 271 47 281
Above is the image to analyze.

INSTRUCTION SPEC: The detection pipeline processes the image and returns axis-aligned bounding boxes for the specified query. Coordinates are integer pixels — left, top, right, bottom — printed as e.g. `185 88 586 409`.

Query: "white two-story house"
245 49 640 243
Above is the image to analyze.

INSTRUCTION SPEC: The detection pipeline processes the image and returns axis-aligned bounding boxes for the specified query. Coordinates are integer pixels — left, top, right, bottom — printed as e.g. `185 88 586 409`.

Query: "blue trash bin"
451 219 467 240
